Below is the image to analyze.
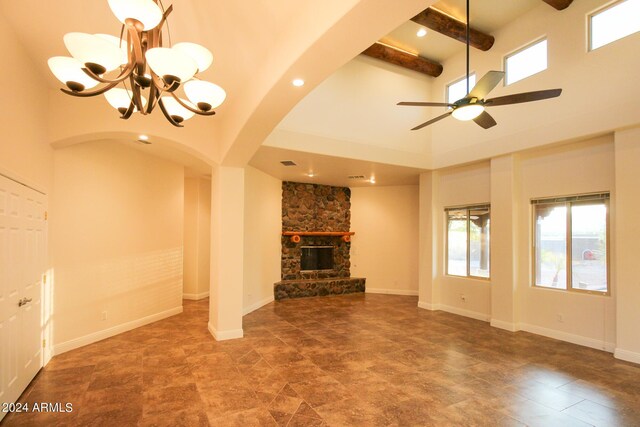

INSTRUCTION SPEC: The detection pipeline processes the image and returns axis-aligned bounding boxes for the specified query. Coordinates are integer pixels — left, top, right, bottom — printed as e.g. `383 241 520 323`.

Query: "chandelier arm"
81 63 135 84
146 82 159 114
169 92 216 116
155 4 173 43
120 100 136 120
60 81 119 97
128 75 146 114
125 22 145 67
150 72 180 93
158 97 184 127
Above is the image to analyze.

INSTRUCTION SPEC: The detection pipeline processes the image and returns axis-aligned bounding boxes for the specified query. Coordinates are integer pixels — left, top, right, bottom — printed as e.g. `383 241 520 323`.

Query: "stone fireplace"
274 182 365 300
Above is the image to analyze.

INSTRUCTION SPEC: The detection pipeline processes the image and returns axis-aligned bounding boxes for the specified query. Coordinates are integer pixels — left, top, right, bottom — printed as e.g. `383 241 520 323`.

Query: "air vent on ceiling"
348 175 367 180
280 160 297 166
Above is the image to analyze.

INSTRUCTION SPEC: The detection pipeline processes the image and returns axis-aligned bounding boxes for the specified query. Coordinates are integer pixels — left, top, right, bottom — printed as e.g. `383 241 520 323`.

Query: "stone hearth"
275 182 365 300
274 277 366 300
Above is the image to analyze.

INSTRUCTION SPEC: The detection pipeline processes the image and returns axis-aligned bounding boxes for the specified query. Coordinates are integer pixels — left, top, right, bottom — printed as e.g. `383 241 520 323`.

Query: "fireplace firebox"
301 246 333 271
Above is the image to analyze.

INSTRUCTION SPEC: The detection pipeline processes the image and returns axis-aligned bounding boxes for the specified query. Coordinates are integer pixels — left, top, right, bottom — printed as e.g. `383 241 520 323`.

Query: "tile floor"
3 294 640 426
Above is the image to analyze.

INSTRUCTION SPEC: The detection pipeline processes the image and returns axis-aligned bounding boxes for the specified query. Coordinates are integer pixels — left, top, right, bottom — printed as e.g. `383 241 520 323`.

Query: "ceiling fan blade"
468 71 505 99
486 88 562 106
411 111 452 131
473 111 497 129
398 101 454 107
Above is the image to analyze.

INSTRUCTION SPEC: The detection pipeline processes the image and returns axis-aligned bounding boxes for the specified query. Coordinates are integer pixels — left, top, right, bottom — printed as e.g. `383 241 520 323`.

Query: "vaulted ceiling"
3 0 637 187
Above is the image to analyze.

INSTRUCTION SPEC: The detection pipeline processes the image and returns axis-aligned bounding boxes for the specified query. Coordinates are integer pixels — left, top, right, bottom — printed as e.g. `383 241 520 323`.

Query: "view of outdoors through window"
571 203 608 292
447 207 490 278
535 205 567 289
447 210 467 276
534 201 608 293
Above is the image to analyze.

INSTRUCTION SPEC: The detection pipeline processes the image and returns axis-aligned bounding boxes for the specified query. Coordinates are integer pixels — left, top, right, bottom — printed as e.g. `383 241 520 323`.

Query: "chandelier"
47 0 226 127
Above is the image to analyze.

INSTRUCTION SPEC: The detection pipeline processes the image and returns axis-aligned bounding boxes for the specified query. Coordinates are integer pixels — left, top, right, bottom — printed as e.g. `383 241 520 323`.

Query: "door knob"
18 298 32 307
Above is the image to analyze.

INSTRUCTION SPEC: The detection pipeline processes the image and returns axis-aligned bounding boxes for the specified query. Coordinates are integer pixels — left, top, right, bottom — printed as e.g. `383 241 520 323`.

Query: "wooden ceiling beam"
410 8 494 51
541 0 573 10
361 43 443 77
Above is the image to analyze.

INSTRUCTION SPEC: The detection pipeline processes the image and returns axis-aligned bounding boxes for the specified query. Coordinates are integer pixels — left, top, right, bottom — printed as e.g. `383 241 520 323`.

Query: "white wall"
183 177 211 299
0 12 52 191
351 185 419 295
242 166 281 314
436 163 492 319
51 141 184 353
517 136 615 350
614 127 640 363
419 136 618 352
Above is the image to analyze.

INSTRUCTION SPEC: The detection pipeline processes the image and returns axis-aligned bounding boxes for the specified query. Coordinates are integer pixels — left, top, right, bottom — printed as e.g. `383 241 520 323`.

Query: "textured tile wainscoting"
274 278 366 300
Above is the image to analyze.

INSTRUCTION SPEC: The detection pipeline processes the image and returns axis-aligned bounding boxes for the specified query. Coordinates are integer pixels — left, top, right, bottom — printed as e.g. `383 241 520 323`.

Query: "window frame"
503 37 548 86
445 204 491 280
445 72 476 106
588 0 640 52
531 194 611 296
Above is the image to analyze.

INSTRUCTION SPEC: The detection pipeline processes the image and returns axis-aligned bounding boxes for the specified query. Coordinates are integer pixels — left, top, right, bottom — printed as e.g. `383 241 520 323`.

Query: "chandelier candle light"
47 0 226 127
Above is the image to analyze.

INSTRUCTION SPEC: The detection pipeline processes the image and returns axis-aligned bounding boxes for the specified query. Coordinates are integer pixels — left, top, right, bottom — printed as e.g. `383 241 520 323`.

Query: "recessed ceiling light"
138 134 149 141
307 172 315 177
292 79 305 87
416 28 428 37
369 176 376 184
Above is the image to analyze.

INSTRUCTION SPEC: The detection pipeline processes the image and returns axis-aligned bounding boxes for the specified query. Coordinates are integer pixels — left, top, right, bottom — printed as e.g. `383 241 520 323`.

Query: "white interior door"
0 174 46 420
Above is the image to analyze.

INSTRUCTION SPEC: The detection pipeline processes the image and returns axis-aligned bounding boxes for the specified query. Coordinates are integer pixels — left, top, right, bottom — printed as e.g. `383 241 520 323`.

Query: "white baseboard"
53 306 183 355
520 323 615 353
490 319 520 332
418 301 439 310
614 348 640 364
208 322 243 341
439 304 490 322
417 301 490 322
183 291 209 300
366 288 419 296
243 295 274 315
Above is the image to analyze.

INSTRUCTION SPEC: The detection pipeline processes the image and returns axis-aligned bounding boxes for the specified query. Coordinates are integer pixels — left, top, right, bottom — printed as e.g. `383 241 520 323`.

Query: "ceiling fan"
398 0 562 130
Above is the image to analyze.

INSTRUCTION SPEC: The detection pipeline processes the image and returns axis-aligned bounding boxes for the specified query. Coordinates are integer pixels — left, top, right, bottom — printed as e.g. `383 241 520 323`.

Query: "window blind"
530 192 609 205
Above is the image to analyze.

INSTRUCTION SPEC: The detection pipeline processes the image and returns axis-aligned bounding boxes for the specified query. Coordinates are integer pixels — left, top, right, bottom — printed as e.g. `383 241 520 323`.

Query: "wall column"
418 171 440 309
208 165 244 340
614 127 640 364
490 155 521 331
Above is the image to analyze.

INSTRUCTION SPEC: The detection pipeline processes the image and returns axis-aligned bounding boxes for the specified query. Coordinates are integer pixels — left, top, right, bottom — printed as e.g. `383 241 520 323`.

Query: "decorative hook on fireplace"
283 231 355 243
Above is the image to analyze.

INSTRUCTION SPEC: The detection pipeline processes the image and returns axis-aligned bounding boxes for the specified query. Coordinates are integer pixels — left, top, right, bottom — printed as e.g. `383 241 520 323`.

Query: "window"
504 39 547 85
532 193 609 294
446 73 476 104
446 205 490 278
589 0 640 51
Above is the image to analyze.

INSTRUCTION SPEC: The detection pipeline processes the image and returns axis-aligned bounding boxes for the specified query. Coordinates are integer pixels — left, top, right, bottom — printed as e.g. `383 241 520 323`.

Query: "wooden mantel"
283 231 355 243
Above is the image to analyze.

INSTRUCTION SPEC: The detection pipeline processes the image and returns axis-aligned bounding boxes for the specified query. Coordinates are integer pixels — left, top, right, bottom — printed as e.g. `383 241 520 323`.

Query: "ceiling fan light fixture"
452 104 484 121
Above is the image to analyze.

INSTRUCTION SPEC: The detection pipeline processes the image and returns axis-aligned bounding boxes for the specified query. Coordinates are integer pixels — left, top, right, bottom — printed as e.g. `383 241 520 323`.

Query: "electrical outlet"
101 311 108 321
